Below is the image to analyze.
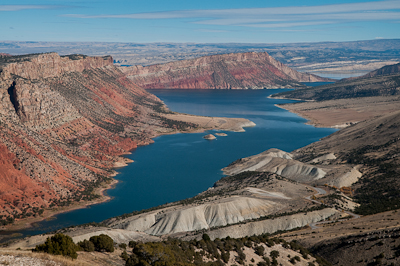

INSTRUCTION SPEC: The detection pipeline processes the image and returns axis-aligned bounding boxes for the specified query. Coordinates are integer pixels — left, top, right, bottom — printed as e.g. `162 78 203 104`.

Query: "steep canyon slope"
0 53 166 225
0 53 252 226
121 52 332 90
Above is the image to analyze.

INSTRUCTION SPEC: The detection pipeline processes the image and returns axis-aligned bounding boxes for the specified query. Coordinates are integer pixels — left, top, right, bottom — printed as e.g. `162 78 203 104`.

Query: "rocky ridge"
121 52 332 90
352 62 400 79
223 148 360 188
271 72 400 101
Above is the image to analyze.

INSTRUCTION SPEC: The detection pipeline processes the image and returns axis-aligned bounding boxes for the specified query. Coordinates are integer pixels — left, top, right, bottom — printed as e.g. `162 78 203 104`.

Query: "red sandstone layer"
0 53 167 224
122 52 332 89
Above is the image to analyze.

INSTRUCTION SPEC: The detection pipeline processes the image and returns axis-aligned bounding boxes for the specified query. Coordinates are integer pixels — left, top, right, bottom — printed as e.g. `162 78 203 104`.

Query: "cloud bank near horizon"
64 0 400 29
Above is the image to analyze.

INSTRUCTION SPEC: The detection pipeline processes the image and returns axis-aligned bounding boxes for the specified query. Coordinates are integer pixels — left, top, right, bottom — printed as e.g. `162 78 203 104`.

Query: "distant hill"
1 39 400 68
121 52 332 89
357 62 400 78
271 72 400 101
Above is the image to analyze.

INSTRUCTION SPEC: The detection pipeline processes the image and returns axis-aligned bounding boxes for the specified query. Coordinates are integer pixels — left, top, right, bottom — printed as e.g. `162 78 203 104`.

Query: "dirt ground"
277 209 400 248
278 96 400 128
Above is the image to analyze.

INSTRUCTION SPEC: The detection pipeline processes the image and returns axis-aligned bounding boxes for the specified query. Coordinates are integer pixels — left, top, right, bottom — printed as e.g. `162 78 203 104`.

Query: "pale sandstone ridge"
223 148 327 182
110 197 279 236
223 148 362 188
121 52 332 90
205 208 337 240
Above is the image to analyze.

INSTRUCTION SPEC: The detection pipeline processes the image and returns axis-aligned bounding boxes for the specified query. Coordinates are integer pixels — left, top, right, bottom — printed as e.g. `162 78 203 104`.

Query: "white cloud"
0 5 61 11
63 0 400 29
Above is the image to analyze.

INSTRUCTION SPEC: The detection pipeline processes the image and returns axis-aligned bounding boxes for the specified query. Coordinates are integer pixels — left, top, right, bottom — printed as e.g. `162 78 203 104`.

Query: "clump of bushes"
77 239 95 252
77 234 115 253
121 234 332 266
33 233 79 259
33 233 117 260
89 234 115 252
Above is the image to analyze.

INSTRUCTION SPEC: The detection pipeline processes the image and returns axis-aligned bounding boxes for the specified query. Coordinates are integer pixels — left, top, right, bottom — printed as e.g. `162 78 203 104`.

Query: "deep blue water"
12 88 336 238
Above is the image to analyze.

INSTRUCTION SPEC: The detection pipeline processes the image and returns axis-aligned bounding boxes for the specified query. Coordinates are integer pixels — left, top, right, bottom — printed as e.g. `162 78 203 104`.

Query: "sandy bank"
277 96 400 128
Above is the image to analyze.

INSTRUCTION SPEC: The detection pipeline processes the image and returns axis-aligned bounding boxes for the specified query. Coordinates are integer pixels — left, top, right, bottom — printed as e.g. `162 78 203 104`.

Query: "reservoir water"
14 88 336 238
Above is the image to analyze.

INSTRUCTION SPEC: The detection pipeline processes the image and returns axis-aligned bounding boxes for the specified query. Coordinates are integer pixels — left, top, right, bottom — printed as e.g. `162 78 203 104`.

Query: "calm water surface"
15 88 336 238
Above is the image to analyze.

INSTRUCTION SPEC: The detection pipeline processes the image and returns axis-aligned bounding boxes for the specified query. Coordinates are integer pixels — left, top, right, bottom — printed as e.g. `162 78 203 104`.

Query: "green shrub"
263 256 271 266
270 250 280 259
33 233 78 259
119 243 127 249
128 240 136 248
202 233 211 242
78 239 95 252
221 251 230 263
89 234 114 252
254 245 265 256
121 250 129 261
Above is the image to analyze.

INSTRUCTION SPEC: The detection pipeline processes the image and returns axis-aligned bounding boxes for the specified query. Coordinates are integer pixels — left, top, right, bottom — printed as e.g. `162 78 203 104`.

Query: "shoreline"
274 103 325 128
0 178 119 233
0 115 255 234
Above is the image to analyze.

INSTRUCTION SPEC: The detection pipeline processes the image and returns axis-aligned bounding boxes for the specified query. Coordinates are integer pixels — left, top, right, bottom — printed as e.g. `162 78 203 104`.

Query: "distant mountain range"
1 39 400 74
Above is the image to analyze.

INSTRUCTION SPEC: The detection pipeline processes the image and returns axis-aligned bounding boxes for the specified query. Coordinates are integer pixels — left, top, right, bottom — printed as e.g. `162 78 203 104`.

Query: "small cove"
12 88 337 238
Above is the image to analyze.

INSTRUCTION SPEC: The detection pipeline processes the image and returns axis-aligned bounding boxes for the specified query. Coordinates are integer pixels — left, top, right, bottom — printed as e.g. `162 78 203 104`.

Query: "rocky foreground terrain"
0 53 253 228
121 52 331 89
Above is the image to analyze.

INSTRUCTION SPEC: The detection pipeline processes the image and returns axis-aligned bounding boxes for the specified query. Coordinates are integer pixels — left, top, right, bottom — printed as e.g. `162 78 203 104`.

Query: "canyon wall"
121 52 332 89
0 53 171 224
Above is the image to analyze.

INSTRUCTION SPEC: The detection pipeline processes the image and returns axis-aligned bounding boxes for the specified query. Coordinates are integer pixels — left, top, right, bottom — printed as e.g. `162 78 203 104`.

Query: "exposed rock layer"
0 53 171 223
121 52 332 89
110 197 278 236
223 149 327 182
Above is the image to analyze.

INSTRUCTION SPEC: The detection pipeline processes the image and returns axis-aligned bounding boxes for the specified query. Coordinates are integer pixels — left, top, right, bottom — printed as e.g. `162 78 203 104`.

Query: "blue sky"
1 0 399 43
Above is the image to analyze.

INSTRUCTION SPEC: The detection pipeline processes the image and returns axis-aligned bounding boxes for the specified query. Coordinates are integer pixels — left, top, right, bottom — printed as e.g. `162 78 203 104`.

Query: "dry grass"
0 250 91 266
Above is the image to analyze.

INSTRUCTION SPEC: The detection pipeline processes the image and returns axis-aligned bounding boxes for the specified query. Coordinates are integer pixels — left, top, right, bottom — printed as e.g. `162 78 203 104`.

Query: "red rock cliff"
121 52 332 89
0 53 173 224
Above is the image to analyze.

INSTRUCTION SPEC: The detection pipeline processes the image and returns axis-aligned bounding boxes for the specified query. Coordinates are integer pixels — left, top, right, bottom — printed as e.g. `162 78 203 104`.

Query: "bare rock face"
110 197 278 236
0 53 172 224
223 148 327 182
121 52 332 90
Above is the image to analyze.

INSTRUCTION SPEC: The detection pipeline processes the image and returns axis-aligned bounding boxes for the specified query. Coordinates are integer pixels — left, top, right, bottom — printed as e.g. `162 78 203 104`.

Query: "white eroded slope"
206 208 338 240
111 197 278 236
223 148 326 182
